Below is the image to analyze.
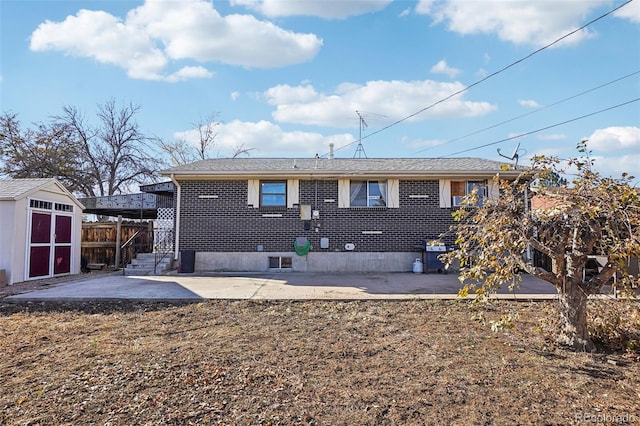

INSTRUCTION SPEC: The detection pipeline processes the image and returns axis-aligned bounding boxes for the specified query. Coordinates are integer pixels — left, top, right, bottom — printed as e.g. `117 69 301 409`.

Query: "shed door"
29 212 51 278
54 215 72 274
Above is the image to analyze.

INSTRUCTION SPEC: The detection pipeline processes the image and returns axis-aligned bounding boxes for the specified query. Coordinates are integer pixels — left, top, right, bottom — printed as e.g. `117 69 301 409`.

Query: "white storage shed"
0 178 84 285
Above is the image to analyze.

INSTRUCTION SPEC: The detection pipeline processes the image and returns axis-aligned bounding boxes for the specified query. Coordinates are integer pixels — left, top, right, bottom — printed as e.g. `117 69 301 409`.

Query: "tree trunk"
556 279 594 351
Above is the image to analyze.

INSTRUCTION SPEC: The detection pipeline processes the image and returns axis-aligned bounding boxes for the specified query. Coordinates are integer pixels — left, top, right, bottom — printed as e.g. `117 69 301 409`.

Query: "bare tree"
1 100 159 197
193 113 220 160
153 136 200 167
55 99 160 196
231 143 256 158
154 112 255 165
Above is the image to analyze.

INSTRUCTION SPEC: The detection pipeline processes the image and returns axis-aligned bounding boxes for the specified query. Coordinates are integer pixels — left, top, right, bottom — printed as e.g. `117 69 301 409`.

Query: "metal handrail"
153 229 174 274
121 229 144 250
120 228 148 275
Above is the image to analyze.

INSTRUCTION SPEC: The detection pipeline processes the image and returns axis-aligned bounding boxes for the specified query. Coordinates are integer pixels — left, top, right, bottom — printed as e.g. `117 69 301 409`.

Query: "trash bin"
179 250 195 273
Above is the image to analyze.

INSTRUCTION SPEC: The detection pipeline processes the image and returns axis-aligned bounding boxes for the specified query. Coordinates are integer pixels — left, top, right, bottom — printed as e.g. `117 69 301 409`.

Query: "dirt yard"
1 297 638 425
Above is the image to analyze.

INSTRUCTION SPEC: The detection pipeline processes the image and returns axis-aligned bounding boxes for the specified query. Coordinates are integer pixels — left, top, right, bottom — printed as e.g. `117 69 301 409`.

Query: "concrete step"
133 252 174 261
125 253 174 276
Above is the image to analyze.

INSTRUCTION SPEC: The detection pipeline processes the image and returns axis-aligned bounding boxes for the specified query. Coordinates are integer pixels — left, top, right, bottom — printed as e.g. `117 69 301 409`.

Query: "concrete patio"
4 271 560 302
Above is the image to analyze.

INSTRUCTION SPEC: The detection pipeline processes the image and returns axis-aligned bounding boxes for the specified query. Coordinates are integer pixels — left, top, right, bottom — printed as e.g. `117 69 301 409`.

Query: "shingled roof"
161 157 522 179
0 178 84 208
0 178 61 200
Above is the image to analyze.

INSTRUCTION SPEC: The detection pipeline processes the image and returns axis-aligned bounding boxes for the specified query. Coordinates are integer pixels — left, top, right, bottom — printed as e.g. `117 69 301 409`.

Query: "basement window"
269 256 292 269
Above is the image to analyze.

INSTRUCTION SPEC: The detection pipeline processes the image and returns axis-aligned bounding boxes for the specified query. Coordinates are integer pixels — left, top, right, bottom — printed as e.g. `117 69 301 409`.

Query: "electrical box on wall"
320 237 329 249
312 210 320 219
300 205 311 220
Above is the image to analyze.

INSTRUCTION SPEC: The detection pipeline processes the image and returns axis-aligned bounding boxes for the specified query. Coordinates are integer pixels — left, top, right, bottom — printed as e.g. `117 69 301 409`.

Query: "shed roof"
0 178 84 209
161 157 522 179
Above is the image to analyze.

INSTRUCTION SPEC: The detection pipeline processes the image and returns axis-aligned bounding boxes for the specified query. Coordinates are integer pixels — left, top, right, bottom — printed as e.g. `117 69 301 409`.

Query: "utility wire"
413 69 640 155
439 98 640 157
329 0 635 157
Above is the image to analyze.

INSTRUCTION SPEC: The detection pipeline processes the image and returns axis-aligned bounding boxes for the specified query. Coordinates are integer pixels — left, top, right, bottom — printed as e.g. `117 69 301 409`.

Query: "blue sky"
1 0 639 178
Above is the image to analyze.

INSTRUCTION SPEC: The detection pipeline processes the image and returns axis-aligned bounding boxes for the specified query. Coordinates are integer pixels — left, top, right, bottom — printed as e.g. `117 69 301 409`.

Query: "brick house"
160 157 519 273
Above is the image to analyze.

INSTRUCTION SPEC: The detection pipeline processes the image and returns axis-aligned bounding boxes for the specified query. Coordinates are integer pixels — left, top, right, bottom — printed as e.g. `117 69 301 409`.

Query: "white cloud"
165 66 214 82
591 154 640 179
231 0 392 19
537 133 567 141
264 80 496 128
264 84 322 104
175 120 354 157
230 91 240 101
586 126 640 151
30 0 322 81
404 137 448 150
614 0 640 23
430 59 460 78
415 0 609 47
399 8 412 18
518 99 541 108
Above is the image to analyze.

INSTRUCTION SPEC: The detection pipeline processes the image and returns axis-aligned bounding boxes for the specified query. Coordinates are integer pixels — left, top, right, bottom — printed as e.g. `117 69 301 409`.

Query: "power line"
413 70 640 155
439 98 640 157
328 0 635 157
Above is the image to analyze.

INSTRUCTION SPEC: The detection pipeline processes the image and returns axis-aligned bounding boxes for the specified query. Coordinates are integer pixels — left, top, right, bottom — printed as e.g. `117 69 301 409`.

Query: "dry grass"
1 299 638 425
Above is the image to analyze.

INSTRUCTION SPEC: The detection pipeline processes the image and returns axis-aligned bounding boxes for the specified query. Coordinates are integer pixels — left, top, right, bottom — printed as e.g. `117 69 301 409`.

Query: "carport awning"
80 193 159 219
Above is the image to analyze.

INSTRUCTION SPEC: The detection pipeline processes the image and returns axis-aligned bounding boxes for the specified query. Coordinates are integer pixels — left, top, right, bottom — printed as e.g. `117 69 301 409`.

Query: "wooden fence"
81 221 152 267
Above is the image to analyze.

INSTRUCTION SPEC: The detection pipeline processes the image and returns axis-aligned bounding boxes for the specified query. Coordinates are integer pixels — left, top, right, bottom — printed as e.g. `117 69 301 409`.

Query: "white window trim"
338 179 350 208
248 179 299 208
338 178 399 209
440 178 496 208
287 179 299 208
387 179 400 208
439 180 452 208
247 179 259 208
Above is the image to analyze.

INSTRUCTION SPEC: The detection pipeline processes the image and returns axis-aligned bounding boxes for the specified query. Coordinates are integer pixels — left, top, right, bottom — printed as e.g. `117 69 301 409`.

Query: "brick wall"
178 179 457 252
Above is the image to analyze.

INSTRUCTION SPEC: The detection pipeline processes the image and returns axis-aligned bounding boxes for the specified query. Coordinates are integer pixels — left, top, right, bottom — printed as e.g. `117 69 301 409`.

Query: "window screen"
261 181 286 207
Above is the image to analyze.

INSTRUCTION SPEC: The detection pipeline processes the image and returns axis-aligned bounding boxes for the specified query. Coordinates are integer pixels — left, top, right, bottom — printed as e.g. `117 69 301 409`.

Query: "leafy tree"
0 112 85 190
537 170 568 188
442 142 639 351
1 100 160 197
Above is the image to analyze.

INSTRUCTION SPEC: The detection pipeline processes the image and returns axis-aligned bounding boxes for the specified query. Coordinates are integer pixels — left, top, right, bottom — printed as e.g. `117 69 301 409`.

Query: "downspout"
170 174 181 261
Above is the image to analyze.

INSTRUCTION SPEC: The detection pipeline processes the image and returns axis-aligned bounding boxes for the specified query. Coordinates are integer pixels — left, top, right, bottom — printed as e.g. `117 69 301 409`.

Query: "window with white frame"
451 180 487 206
248 179 299 209
350 180 387 207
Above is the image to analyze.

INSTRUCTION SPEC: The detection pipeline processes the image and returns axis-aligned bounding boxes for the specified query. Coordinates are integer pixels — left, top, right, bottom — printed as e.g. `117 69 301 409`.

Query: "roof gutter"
162 169 522 180
169 173 181 261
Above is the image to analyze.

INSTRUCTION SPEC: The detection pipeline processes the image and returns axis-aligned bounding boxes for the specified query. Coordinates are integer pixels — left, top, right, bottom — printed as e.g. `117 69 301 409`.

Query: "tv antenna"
497 142 521 167
353 110 368 158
